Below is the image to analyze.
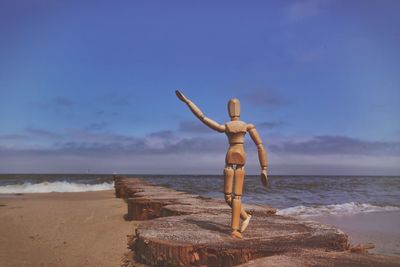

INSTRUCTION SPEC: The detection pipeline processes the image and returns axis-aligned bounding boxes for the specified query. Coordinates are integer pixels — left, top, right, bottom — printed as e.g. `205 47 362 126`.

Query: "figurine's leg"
231 165 245 238
224 165 248 220
223 165 234 208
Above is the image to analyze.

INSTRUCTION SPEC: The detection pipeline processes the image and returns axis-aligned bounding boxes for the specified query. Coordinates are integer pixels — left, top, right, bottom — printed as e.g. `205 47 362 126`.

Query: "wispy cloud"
286 0 329 22
0 128 226 155
85 121 110 131
25 127 63 139
93 110 120 117
98 92 133 106
0 134 28 141
147 130 175 138
270 135 400 156
1 128 399 175
33 96 76 115
257 121 284 129
0 128 62 142
52 97 75 107
48 134 226 155
178 120 213 134
242 89 287 109
3 128 399 157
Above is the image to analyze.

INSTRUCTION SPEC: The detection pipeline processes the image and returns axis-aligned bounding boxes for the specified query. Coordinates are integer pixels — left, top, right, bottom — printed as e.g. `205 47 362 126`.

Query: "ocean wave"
277 202 400 217
0 181 114 194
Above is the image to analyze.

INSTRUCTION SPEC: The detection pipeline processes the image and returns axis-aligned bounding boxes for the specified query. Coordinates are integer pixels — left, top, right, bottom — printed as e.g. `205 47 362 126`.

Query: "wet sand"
312 210 400 256
0 190 135 267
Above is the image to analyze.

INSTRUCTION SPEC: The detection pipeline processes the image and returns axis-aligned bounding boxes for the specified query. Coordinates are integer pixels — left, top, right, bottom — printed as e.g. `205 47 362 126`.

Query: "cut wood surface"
133 213 348 266
114 176 400 267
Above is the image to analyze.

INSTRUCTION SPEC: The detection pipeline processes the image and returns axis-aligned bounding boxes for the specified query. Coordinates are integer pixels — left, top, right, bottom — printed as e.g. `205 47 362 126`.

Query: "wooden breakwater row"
114 176 276 221
114 176 400 267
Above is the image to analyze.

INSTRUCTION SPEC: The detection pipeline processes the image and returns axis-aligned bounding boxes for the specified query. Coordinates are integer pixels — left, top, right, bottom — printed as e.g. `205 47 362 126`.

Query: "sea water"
0 174 399 217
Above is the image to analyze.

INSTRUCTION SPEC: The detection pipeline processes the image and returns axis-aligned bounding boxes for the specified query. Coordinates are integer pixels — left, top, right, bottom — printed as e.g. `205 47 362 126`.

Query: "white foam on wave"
0 181 114 194
277 202 400 217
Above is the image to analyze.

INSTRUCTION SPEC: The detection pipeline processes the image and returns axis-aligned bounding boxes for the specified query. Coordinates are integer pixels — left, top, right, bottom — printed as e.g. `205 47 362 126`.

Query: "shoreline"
0 190 136 267
311 210 400 256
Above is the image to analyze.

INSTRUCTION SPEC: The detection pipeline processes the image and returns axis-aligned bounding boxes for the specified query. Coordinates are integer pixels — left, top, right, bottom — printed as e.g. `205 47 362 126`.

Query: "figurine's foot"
231 230 243 239
240 214 252 233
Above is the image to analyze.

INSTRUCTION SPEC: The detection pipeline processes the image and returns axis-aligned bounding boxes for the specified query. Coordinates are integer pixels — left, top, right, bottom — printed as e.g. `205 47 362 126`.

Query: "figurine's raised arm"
176 90 225 133
247 124 268 187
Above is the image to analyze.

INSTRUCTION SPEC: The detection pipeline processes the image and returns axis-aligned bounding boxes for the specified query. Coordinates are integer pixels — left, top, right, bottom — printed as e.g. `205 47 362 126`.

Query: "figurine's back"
225 120 247 165
225 120 247 143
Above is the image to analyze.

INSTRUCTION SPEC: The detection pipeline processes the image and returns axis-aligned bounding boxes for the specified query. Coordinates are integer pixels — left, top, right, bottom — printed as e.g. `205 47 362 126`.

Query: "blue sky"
0 1 399 175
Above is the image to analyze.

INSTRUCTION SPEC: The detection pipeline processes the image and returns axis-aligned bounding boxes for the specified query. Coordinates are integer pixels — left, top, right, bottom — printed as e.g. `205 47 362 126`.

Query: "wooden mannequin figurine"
176 90 268 239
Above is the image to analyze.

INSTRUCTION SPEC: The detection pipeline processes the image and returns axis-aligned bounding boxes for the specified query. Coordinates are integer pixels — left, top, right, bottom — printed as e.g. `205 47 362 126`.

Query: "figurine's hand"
261 169 268 187
175 90 189 104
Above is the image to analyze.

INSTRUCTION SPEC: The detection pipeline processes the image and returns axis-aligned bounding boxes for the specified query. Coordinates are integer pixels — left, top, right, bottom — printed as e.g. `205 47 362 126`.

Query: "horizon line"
0 172 399 177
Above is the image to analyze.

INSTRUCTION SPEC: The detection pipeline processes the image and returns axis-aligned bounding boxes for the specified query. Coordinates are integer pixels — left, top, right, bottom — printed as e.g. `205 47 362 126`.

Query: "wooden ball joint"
175 90 268 239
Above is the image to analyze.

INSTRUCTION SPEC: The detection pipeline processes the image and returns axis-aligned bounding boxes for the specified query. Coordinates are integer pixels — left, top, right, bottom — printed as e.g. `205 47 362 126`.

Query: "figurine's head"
228 98 240 120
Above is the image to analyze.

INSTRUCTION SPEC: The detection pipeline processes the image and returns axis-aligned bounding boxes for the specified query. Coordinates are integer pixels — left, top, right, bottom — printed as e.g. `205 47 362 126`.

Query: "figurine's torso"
225 120 247 165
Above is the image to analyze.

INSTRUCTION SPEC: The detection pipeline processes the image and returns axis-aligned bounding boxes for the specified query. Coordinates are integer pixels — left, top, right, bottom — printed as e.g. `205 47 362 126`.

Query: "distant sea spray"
277 202 400 217
0 174 114 193
0 181 114 194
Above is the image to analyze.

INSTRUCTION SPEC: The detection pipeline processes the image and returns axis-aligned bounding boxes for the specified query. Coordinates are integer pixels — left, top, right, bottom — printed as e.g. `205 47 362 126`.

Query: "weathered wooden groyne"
114 176 400 267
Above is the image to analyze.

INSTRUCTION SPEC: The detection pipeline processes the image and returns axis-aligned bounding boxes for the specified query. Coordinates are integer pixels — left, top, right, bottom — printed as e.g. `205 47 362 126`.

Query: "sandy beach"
0 190 135 267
